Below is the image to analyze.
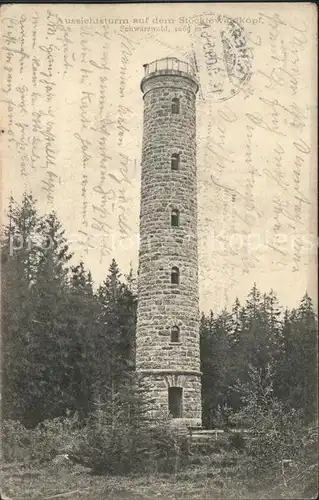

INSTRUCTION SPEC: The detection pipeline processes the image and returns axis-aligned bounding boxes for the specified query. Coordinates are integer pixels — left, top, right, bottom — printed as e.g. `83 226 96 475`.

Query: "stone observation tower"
136 57 202 427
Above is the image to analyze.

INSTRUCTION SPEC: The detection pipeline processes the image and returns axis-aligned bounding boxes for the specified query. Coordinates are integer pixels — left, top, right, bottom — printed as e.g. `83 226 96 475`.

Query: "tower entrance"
168 387 183 418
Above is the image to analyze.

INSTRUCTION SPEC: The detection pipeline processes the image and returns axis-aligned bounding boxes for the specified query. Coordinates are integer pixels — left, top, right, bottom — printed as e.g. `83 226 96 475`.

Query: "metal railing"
143 57 194 76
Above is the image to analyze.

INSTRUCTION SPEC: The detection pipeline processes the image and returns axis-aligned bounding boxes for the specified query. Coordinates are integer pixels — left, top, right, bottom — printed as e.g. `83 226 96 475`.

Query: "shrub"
1 419 32 462
230 364 318 496
69 408 191 475
69 377 191 475
1 376 191 476
1 413 82 464
228 432 246 451
28 413 83 462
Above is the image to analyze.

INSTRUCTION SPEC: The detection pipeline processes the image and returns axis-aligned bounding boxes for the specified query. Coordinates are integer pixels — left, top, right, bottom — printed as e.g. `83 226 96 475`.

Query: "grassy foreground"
0 461 276 500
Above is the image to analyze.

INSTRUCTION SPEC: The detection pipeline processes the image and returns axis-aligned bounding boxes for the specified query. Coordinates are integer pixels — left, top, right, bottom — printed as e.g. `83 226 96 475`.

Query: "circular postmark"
193 15 253 102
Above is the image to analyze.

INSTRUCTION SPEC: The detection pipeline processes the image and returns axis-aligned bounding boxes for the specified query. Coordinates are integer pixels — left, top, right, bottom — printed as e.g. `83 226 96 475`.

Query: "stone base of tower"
137 370 202 428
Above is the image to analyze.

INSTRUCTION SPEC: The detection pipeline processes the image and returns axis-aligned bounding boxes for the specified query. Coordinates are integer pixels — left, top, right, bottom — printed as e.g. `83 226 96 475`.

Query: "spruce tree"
26 211 73 424
94 259 137 404
1 194 41 422
65 262 98 419
275 294 317 422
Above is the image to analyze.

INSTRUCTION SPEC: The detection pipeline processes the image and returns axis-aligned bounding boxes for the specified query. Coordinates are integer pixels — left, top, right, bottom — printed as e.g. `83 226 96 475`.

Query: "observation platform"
141 57 198 93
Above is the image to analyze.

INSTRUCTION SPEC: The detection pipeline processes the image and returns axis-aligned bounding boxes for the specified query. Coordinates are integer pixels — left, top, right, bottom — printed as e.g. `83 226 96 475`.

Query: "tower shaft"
136 58 201 427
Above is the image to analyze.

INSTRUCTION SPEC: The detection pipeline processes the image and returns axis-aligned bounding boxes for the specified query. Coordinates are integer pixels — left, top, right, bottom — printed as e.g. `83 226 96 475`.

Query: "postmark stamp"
193 15 253 102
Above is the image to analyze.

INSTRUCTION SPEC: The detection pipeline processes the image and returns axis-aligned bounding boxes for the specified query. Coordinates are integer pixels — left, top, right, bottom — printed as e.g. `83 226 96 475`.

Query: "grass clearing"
1 461 306 500
0 461 257 500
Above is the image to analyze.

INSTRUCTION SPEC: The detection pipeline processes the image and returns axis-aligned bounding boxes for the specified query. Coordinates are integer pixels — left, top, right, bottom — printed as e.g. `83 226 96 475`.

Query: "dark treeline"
1 194 317 429
1 194 137 427
200 286 317 428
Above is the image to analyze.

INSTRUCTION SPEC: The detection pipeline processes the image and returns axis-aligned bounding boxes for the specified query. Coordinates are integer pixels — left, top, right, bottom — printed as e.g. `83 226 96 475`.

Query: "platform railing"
143 57 194 76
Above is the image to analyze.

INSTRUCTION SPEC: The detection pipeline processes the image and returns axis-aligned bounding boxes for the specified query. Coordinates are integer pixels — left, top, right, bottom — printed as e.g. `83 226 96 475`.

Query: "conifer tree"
25 211 73 424
200 312 214 428
94 259 137 404
1 194 41 422
274 294 317 422
64 262 98 419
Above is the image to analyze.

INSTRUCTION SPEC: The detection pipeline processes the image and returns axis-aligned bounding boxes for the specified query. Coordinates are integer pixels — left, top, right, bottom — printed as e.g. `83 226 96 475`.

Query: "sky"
1 2 317 313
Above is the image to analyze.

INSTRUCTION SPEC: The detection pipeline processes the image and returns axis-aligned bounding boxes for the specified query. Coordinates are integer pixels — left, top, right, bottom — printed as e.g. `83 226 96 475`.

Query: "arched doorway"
168 387 183 418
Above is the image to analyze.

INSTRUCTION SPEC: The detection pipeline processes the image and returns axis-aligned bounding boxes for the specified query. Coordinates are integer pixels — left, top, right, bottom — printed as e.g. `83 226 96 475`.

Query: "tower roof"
143 57 194 76
141 57 198 93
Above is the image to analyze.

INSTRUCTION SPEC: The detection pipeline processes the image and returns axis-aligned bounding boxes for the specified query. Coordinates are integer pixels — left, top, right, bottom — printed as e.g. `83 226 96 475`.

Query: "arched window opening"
171 153 180 171
168 387 183 418
172 98 180 114
171 209 179 227
171 326 180 343
171 266 179 285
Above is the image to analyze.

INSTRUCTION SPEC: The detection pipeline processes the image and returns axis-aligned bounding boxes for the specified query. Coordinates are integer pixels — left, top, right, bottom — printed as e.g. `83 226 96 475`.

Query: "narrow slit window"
168 387 183 418
171 153 180 171
171 267 179 285
171 326 180 343
171 209 179 227
172 98 180 114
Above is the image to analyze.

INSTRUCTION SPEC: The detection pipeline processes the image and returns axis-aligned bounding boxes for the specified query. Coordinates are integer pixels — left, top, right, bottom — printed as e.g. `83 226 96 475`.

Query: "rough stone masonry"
136 58 202 427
